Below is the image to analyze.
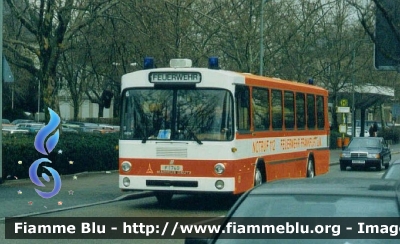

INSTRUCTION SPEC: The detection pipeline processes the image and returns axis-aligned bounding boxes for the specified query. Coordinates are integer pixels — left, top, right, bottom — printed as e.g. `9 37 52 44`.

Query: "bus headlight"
214 163 225 174
121 161 132 172
123 177 130 187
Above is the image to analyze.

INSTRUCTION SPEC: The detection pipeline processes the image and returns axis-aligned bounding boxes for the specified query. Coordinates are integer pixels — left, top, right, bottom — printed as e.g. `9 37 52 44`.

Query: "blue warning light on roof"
208 57 219 69
144 57 155 69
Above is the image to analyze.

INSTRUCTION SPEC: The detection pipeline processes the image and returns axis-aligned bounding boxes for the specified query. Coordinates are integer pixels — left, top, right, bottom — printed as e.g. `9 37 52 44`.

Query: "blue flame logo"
29 108 62 199
34 108 60 155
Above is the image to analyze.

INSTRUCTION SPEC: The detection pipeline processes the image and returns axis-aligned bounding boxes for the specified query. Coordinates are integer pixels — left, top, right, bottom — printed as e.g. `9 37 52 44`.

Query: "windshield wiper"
189 131 203 145
142 131 149 143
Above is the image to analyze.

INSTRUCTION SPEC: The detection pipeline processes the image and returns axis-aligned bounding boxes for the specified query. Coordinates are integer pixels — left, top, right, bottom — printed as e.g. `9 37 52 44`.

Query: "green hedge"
2 133 119 180
378 127 400 144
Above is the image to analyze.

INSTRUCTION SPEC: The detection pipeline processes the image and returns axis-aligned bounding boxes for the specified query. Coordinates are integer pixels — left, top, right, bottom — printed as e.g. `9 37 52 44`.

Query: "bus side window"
284 91 295 130
316 95 325 129
271 89 283 130
307 94 316 130
296 93 306 130
235 85 250 132
252 87 270 131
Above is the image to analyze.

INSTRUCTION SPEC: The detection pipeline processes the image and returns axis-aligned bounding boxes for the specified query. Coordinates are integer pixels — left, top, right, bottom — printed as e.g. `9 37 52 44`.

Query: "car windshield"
231 195 399 217
120 88 234 141
383 164 400 179
213 194 399 244
348 139 380 148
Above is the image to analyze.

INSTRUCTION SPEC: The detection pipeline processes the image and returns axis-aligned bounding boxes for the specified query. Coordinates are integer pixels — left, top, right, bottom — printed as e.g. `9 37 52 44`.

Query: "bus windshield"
121 88 234 142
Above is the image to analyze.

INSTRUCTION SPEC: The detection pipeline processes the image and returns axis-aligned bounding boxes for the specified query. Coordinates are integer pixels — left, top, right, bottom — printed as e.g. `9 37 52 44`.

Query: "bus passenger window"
235 86 250 132
284 91 295 130
252 87 270 131
307 94 316 130
296 93 305 130
316 95 325 129
271 90 282 130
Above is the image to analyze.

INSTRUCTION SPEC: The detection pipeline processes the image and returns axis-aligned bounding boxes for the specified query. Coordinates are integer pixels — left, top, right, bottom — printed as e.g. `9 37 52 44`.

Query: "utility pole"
1 0 3 184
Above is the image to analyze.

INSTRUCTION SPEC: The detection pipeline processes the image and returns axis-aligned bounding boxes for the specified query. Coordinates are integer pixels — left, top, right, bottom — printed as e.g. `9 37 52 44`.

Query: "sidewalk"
1 143 400 220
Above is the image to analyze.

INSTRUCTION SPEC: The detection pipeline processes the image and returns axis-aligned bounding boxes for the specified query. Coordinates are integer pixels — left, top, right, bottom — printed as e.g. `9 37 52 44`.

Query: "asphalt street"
1 143 399 221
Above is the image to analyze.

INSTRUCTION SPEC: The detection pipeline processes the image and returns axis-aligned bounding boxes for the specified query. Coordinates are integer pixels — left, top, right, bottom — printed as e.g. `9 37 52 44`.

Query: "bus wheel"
154 192 173 206
254 167 263 186
306 158 315 178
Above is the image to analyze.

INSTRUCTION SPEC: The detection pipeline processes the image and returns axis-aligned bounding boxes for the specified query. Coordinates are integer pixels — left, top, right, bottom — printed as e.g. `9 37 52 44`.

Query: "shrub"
378 127 400 144
2 133 119 180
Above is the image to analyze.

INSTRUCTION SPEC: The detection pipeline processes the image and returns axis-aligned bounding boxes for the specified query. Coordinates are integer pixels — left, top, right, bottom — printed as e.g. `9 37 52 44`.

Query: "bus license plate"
352 160 365 164
161 165 183 171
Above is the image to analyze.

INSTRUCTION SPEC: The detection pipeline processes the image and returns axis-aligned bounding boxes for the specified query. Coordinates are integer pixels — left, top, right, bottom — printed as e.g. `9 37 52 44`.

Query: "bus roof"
121 68 328 96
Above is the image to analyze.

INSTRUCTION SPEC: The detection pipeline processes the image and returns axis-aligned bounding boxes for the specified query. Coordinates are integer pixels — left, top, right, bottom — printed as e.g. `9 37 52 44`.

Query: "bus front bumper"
119 175 235 193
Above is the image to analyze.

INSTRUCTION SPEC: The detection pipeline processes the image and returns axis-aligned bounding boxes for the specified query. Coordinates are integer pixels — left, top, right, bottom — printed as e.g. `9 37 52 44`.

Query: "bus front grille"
156 147 187 158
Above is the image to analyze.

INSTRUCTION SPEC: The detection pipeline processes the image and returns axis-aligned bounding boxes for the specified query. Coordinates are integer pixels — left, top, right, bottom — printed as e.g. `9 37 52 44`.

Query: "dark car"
63 121 100 132
11 119 35 125
339 137 391 171
186 178 400 244
382 159 400 180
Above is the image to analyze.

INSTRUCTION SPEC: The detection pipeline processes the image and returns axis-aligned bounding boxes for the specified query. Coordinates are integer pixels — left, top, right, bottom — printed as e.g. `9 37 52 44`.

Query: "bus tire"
154 192 173 206
306 157 315 178
254 162 265 186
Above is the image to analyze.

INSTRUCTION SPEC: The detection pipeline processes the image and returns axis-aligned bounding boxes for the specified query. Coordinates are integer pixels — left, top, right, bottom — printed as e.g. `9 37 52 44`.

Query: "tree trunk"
42 75 60 121
98 104 104 118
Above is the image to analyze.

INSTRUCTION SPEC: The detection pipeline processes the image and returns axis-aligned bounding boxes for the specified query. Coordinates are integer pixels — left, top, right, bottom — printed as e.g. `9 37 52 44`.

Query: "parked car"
382 159 400 180
339 137 391 171
16 122 44 129
93 124 120 134
11 119 35 125
2 119 15 129
26 124 78 134
2 119 11 124
2 128 29 135
63 121 100 132
186 178 400 244
25 124 44 134
61 126 78 133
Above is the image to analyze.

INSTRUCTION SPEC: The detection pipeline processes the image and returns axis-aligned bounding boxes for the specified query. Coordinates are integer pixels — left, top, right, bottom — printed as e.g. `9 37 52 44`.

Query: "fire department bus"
119 57 330 205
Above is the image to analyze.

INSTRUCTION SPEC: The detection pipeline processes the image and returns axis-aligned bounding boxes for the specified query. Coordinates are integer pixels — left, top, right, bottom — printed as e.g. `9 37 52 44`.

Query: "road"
1 147 399 244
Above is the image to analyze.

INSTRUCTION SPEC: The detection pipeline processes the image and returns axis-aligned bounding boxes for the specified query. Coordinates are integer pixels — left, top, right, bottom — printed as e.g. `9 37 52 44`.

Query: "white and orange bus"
119 57 330 204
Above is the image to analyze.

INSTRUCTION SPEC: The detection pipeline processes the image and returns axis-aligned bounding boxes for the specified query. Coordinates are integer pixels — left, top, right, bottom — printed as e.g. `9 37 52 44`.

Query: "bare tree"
3 0 118 117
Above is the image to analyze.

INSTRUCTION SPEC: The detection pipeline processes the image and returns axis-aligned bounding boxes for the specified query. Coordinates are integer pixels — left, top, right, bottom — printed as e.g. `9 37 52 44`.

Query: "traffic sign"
340 99 348 107
336 107 350 113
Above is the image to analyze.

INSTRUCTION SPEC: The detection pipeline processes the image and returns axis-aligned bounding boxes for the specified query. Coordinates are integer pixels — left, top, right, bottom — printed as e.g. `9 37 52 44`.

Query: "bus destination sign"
149 72 201 84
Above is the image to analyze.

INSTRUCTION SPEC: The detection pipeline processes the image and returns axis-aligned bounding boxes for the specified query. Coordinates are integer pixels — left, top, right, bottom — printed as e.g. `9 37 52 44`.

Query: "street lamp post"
351 48 356 137
351 39 369 137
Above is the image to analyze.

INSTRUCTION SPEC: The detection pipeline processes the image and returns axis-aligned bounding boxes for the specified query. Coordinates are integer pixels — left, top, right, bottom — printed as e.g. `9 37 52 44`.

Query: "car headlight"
214 163 225 174
340 152 351 158
121 161 132 172
368 153 380 159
